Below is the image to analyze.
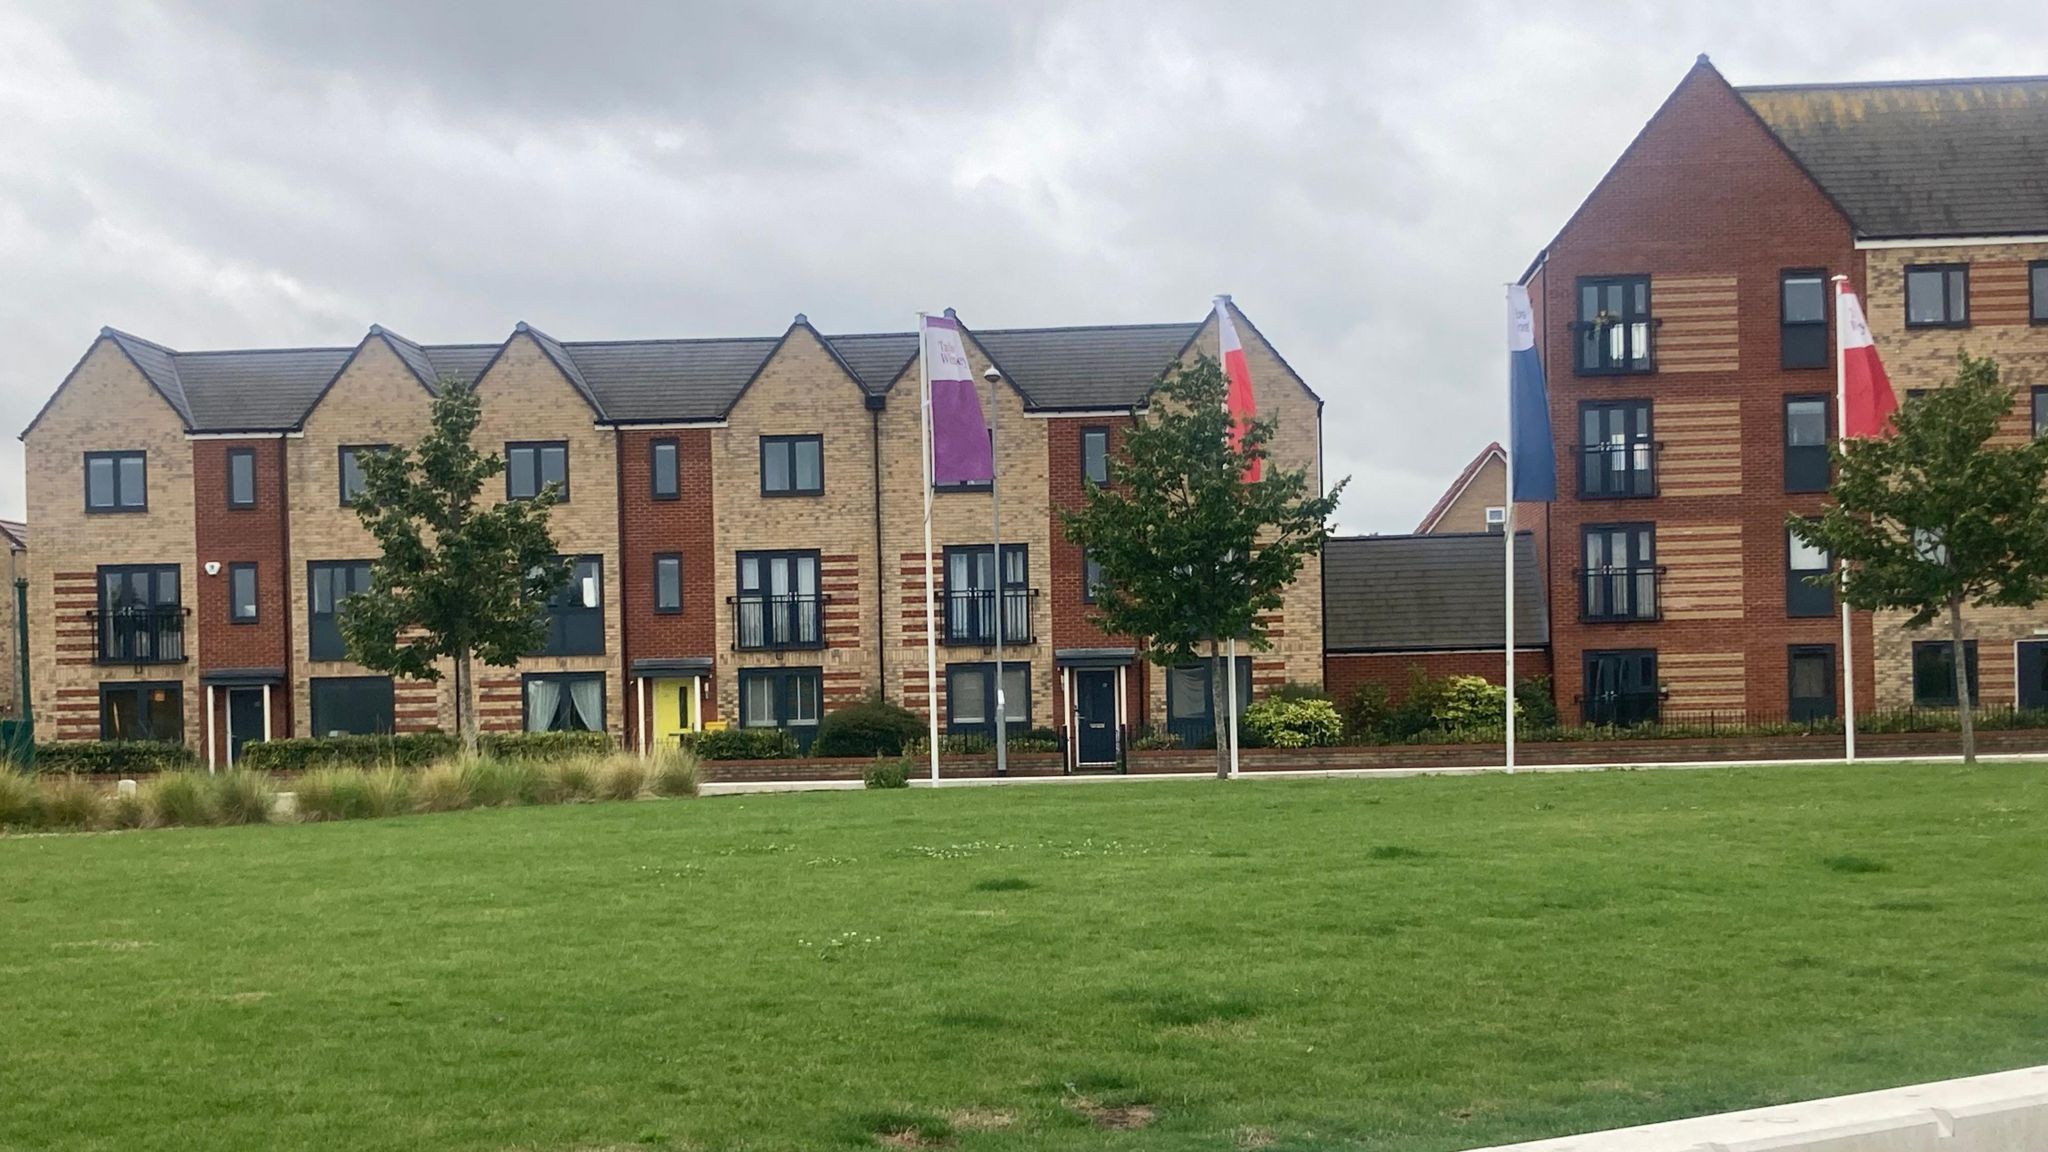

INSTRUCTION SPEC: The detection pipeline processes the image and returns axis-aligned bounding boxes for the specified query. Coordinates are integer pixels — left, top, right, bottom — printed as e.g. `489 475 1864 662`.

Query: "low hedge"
479 730 612 760
239 730 611 772
682 728 799 760
813 698 925 758
29 740 197 776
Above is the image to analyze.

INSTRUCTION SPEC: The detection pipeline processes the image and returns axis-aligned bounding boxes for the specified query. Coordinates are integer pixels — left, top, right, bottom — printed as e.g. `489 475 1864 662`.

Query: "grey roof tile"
559 336 783 422
102 329 192 424
176 346 353 430
514 324 606 417
823 332 918 393
974 322 1201 410
1323 532 1547 652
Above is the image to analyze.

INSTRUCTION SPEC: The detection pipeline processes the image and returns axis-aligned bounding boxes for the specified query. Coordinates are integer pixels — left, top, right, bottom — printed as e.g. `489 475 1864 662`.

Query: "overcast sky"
2 1 2042 531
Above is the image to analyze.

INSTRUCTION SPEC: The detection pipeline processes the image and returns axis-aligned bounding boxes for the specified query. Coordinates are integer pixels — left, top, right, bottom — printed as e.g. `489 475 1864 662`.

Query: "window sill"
1904 321 1971 330
760 489 824 498
84 506 149 515
1576 490 1658 501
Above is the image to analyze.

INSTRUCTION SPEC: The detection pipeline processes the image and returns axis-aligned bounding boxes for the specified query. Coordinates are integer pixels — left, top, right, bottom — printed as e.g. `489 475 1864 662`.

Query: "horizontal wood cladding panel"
1656 398 1742 497
1973 261 2032 324
1659 523 1743 621
1661 650 1747 708
1655 274 1739 374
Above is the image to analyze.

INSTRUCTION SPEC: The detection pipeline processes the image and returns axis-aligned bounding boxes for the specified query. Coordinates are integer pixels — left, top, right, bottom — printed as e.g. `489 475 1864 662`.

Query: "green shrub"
1130 730 1181 751
211 772 274 826
1516 676 1560 730
39 775 106 829
412 762 472 813
813 697 925 758
478 730 611 761
864 758 911 789
905 733 997 756
0 770 40 828
649 746 702 797
241 733 455 773
1433 675 1510 730
1341 682 1394 742
685 728 797 760
1268 681 1329 703
1008 727 1062 752
145 773 214 826
31 740 195 776
1242 697 1343 748
295 769 374 822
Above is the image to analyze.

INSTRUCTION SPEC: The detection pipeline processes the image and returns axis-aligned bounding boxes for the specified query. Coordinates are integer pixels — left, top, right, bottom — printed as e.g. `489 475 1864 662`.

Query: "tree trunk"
1208 639 1230 780
454 649 479 758
1948 597 1976 765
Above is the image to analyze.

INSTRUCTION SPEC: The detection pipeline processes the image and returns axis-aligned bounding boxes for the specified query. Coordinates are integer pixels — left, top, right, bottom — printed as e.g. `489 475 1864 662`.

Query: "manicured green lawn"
3 764 2046 1151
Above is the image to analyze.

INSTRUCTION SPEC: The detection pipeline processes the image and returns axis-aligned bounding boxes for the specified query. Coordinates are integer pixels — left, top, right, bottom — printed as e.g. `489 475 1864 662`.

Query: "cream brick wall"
711 325 880 720
1865 243 2048 708
1426 455 1506 534
23 340 200 744
0 540 23 718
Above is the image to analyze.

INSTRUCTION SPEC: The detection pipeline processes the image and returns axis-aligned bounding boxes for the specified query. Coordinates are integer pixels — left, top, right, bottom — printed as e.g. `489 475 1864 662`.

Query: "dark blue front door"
1075 671 1117 766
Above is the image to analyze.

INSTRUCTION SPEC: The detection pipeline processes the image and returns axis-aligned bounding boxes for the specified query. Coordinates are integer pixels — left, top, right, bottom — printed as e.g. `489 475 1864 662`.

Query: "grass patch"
1368 844 1428 860
1 764 2046 1149
971 876 1034 892
1823 854 1890 874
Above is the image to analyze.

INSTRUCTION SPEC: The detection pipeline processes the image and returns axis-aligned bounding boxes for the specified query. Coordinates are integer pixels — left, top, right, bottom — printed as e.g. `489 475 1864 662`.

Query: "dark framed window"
1082 427 1110 486
96 565 183 664
1165 657 1252 749
1578 400 1654 498
1905 263 1969 328
338 445 387 506
654 553 683 614
227 447 257 509
760 434 823 496
1082 550 1103 603
1579 524 1658 622
229 562 259 623
539 556 604 656
523 672 605 733
735 550 822 650
2034 387 2048 440
946 661 1031 736
2031 261 2047 325
943 544 1031 645
1912 640 1979 707
1787 525 1832 617
507 441 569 501
308 560 373 661
84 450 147 512
650 438 680 500
1574 275 1653 374
1781 270 1828 369
738 666 822 750
1784 395 1831 493
100 681 183 742
1582 649 1658 727
1788 645 1837 723
310 676 395 737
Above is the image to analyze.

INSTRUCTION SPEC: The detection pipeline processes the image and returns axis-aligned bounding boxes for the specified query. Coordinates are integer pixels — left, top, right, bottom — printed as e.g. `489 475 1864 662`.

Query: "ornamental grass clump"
649 746 702 798
211 771 275 826
412 761 471 813
544 757 599 803
598 756 647 801
105 788 148 830
295 768 373 822
0 770 40 829
39 775 107 830
362 767 413 818
145 773 214 827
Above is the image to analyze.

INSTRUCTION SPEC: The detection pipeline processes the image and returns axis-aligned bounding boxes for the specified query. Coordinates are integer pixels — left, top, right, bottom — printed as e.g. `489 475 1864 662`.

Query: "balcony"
1576 565 1664 623
1577 440 1658 499
91 605 190 665
940 588 1037 646
730 593 827 651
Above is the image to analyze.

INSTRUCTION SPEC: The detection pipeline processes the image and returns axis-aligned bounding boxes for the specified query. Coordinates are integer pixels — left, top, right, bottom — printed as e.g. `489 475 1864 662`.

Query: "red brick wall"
1046 415 1149 731
1537 59 1874 722
1325 649 1554 704
616 428 720 737
192 437 294 743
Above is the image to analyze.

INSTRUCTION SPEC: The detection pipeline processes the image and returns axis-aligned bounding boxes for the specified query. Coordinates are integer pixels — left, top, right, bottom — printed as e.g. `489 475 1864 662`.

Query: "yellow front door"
649 677 700 748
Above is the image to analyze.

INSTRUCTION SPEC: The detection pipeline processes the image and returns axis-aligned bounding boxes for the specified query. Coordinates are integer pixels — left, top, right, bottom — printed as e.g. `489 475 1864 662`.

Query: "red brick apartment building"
18 304 1325 769
1520 57 2048 725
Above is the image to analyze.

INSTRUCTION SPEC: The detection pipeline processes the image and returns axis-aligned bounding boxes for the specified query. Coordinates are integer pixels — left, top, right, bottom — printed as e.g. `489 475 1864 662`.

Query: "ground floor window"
739 667 822 749
1582 649 1658 727
310 676 395 737
946 662 1030 737
525 673 604 733
1911 640 1978 707
1787 645 1836 723
101 681 182 742
1165 656 1251 747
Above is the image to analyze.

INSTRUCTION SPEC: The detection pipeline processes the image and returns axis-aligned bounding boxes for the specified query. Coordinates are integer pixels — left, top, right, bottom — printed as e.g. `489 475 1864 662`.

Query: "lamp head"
982 364 1001 384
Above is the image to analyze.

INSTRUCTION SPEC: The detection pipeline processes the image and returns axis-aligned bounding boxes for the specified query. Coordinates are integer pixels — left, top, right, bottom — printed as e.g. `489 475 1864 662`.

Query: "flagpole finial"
943 307 957 319
793 313 808 325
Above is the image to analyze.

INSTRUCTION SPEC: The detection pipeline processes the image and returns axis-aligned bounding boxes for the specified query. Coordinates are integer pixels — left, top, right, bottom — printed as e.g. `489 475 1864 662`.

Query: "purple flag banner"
925 315 994 486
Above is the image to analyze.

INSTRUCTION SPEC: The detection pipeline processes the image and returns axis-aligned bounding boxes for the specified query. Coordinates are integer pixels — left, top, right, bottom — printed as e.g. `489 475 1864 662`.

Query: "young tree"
342 380 569 755
1062 355 1346 778
1790 353 2048 763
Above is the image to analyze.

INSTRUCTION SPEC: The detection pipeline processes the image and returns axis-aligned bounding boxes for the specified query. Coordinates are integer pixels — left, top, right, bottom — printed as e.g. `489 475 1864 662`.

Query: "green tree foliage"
1060 354 1346 777
1790 353 2048 762
341 380 568 755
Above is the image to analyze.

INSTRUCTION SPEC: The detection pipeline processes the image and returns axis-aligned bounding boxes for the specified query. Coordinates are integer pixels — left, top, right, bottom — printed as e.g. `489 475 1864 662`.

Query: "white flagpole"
1833 274 1857 762
989 359 1008 777
1226 637 1241 778
1504 285 1518 774
919 314 942 784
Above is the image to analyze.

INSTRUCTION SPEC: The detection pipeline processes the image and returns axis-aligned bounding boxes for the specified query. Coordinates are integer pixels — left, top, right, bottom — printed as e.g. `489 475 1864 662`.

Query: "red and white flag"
1839 281 1898 439
1215 296 1260 482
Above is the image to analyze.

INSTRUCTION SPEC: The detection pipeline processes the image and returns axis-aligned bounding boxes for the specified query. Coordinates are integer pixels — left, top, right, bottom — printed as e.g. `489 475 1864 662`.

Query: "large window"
760 435 823 496
650 438 679 500
308 560 373 661
946 662 1031 737
1787 526 1832 617
1784 396 1831 493
539 556 604 656
100 681 183 742
736 551 821 650
1905 263 1969 328
654 554 683 614
1580 524 1657 622
1583 650 1658 727
84 450 147 512
1788 645 1836 723
2032 261 2047 325
1781 270 1828 369
524 672 604 733
944 544 1031 645
338 445 387 506
310 676 395 737
1575 275 1652 374
96 564 183 663
229 563 259 624
1912 640 1979 707
2035 388 2048 440
507 441 569 501
227 447 256 509
1165 657 1252 748
1082 427 1110 486
1578 400 1654 498
739 667 822 750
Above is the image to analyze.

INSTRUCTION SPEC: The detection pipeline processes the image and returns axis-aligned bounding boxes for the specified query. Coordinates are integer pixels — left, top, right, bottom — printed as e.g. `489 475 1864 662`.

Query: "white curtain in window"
526 678 562 732
569 677 602 732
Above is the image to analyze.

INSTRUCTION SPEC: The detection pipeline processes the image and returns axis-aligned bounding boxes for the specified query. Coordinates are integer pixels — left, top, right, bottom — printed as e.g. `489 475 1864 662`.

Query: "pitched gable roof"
1415 442 1504 534
0 519 24 551
559 335 782 422
510 323 607 418
1324 532 1547 652
101 328 193 424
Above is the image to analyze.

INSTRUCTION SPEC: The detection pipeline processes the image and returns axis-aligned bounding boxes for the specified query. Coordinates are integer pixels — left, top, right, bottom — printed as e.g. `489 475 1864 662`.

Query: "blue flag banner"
1507 284 1556 502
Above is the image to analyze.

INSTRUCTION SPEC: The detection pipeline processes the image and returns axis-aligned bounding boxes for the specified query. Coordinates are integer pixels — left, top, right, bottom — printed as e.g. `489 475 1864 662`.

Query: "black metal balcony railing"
1577 440 1658 498
92 605 189 665
940 588 1037 646
1575 565 1665 623
730 593 826 650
